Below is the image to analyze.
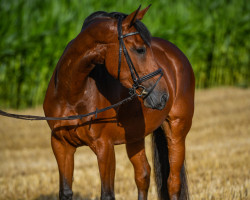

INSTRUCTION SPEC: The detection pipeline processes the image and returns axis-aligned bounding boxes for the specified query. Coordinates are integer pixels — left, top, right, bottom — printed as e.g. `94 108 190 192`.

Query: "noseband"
117 17 163 98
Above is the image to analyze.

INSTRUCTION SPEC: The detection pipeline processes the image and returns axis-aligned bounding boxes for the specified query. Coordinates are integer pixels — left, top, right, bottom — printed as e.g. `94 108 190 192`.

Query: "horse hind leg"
51 132 76 200
126 139 151 200
152 119 190 200
162 119 190 200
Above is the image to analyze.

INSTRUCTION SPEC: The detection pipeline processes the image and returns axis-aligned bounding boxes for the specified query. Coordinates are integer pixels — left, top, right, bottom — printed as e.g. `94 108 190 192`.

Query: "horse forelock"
81 11 151 46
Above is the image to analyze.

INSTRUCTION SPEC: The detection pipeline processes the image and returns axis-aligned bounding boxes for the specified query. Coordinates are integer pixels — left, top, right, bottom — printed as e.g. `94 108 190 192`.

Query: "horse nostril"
161 93 168 105
143 92 168 110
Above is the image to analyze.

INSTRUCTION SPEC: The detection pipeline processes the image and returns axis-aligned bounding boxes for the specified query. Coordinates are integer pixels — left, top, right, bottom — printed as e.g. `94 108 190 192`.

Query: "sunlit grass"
0 88 249 199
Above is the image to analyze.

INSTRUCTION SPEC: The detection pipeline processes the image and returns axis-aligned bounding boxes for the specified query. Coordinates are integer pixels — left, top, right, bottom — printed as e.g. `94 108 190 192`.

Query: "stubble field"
0 88 249 200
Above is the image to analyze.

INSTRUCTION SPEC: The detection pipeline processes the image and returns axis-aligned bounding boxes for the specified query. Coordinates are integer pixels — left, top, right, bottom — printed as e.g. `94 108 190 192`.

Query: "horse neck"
56 33 106 101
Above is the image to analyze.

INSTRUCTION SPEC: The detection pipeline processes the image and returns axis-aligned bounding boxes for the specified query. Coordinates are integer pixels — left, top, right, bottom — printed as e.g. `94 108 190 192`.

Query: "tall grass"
0 0 249 108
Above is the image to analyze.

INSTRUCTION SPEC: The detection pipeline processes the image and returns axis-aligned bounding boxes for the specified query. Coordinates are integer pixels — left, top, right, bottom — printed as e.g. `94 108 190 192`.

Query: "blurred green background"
0 0 249 108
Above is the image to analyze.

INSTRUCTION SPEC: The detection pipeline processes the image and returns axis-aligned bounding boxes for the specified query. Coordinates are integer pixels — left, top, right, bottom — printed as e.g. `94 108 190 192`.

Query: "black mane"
82 11 151 46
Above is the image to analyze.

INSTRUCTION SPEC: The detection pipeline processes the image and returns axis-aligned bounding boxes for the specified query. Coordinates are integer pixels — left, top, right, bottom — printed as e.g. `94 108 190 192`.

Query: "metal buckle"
135 85 148 98
140 88 148 98
129 87 136 96
129 85 148 97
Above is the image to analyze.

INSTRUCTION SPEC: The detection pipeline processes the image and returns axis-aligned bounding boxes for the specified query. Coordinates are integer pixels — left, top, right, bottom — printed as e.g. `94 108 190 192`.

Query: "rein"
0 17 163 121
0 93 138 121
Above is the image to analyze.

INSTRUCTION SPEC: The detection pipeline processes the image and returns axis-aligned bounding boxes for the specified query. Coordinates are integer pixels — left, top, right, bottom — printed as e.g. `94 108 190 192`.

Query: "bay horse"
43 5 195 200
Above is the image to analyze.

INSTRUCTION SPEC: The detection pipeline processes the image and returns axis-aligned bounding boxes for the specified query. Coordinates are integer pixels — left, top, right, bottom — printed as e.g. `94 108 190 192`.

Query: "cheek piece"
117 16 163 99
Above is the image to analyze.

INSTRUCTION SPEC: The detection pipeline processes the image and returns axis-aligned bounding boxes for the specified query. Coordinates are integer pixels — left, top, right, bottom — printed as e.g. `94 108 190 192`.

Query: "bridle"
117 17 163 99
0 17 164 121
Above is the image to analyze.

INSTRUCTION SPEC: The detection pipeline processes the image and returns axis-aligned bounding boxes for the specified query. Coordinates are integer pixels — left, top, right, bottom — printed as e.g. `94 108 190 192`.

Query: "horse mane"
81 11 151 46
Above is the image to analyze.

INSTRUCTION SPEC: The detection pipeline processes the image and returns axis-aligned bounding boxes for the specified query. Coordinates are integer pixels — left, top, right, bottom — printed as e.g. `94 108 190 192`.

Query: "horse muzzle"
143 90 168 110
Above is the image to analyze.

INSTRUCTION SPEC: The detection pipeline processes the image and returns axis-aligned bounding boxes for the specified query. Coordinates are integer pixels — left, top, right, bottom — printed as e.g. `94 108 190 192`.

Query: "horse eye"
136 47 146 54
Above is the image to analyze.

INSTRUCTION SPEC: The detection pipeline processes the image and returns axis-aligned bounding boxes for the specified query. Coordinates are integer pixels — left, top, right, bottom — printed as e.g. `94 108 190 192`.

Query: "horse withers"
43 5 195 200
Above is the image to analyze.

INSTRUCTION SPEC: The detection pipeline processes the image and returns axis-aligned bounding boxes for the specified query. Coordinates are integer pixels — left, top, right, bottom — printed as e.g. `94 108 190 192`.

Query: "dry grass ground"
0 88 249 200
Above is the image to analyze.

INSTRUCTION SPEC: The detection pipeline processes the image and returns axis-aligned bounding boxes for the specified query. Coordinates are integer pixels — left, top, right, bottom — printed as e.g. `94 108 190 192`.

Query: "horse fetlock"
169 194 179 200
101 192 115 200
167 175 181 199
59 177 73 200
59 189 73 200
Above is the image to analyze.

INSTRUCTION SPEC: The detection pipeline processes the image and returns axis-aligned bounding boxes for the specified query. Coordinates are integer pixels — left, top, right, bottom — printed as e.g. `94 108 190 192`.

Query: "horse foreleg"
126 139 151 200
51 134 76 200
95 139 116 200
162 119 190 200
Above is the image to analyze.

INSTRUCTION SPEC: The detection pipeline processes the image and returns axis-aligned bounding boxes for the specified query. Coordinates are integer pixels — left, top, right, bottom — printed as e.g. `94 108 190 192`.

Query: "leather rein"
0 17 163 121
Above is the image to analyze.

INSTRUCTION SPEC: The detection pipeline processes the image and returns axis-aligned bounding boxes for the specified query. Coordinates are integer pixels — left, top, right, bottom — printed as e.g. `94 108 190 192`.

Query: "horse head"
81 6 168 110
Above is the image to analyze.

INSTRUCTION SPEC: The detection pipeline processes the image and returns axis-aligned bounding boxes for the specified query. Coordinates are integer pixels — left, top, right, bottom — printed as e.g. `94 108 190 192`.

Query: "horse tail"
152 127 189 200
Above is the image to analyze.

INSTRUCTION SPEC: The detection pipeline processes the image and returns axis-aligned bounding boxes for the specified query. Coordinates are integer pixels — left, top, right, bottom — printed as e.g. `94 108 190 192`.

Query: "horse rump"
152 127 189 200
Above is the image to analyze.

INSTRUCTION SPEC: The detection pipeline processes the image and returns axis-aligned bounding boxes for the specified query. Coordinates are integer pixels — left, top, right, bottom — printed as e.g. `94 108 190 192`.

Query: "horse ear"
136 4 151 21
123 4 151 28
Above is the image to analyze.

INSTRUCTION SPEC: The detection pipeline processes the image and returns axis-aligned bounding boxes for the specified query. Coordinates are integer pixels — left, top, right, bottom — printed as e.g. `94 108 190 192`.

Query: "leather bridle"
117 17 163 99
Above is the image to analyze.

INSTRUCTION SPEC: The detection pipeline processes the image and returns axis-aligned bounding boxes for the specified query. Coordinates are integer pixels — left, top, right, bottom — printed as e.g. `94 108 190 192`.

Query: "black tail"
152 127 189 200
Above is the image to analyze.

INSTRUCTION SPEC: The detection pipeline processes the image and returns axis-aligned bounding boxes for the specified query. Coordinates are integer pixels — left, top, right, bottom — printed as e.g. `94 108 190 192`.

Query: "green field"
0 0 250 108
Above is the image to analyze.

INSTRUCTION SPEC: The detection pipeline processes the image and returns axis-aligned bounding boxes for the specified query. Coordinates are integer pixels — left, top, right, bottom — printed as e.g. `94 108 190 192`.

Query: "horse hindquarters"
152 126 189 200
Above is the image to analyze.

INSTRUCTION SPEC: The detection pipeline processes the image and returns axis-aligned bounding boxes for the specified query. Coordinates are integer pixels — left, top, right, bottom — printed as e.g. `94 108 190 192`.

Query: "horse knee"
135 164 151 188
